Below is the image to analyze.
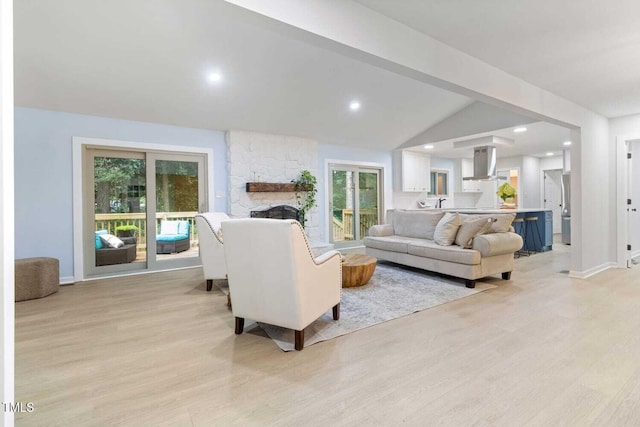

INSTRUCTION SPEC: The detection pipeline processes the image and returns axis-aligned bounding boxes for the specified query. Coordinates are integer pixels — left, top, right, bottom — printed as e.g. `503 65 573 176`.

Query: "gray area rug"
215 263 495 351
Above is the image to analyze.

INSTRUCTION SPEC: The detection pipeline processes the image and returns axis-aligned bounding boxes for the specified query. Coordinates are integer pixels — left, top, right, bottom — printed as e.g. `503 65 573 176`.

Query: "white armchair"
222 218 342 350
195 212 229 291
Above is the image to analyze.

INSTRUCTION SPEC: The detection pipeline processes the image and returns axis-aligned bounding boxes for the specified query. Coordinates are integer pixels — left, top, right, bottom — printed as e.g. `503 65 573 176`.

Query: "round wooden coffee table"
341 254 377 288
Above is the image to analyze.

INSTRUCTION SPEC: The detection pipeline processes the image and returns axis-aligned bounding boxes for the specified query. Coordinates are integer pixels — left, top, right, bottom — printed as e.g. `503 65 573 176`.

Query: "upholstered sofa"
364 210 523 288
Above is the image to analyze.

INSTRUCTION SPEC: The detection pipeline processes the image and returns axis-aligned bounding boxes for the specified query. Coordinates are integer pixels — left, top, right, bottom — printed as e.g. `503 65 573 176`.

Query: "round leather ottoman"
15 257 60 302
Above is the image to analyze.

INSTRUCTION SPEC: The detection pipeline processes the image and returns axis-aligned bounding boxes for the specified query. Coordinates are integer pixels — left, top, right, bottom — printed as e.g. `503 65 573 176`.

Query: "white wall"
540 155 563 171
0 0 14 423
14 108 227 280
521 156 541 209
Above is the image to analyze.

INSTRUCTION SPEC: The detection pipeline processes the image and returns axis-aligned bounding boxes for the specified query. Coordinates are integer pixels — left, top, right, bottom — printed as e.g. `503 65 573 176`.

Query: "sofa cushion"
433 212 461 246
363 235 427 254
156 234 189 242
408 240 481 265
368 224 394 237
455 216 494 249
160 220 180 235
177 220 190 235
393 210 445 239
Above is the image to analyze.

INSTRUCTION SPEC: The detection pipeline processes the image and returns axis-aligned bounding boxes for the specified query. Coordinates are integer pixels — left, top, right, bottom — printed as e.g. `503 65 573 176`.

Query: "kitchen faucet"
436 197 447 208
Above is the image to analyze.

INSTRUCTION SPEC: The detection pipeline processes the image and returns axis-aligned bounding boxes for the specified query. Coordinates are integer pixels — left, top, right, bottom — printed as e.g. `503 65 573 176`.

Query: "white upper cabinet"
393 150 430 192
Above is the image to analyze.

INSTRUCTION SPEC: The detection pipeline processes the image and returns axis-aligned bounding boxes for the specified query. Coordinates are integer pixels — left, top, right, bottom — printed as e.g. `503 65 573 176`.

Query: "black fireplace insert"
250 205 302 223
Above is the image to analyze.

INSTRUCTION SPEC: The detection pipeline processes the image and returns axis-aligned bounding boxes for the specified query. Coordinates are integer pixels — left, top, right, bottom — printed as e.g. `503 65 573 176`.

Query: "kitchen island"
445 208 553 252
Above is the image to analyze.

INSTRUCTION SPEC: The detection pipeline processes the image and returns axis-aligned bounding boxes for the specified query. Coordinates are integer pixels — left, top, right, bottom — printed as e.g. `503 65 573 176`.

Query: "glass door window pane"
331 169 356 242
93 155 147 268
359 171 379 238
155 160 200 260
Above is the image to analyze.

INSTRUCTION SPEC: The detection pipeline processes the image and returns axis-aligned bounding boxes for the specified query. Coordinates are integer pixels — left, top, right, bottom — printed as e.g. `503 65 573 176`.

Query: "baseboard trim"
78 265 201 283
60 276 75 285
569 262 617 279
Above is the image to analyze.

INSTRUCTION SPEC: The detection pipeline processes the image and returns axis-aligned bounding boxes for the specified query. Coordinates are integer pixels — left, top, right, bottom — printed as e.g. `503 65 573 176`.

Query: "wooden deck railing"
94 212 199 252
332 209 378 241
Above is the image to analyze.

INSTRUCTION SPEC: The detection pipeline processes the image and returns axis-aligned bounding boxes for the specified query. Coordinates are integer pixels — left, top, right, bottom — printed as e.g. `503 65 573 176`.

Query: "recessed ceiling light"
349 101 361 111
563 141 572 146
513 127 527 133
546 152 554 156
424 144 434 149
208 73 222 83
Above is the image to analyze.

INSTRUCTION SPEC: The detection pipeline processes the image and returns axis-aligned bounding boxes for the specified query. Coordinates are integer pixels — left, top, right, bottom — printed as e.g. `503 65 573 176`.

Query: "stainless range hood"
463 146 497 180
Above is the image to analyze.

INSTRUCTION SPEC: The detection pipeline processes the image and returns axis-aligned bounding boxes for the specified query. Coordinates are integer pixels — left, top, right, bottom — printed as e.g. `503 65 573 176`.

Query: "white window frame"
428 168 450 197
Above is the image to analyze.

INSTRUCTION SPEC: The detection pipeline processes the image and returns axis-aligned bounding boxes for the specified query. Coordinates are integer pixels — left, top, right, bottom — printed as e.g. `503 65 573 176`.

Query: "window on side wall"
428 170 449 196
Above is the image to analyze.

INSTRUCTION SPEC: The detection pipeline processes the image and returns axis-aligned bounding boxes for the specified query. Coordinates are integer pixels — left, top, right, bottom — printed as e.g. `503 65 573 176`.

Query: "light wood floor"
15 242 640 426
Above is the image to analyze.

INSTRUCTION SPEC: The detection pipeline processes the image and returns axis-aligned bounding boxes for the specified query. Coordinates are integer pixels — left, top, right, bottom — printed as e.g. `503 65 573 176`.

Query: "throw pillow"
455 216 495 248
95 230 108 250
459 213 516 234
160 220 180 235
433 212 461 246
489 213 516 233
100 234 125 249
177 221 189 235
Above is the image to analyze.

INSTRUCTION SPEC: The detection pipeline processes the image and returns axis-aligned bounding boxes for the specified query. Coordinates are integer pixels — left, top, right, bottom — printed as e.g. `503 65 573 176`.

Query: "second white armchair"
222 218 342 350
195 212 229 291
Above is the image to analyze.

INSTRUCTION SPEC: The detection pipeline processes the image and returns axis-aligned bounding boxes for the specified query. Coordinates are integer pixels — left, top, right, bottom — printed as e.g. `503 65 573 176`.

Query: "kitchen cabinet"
463 180 497 208
393 150 430 192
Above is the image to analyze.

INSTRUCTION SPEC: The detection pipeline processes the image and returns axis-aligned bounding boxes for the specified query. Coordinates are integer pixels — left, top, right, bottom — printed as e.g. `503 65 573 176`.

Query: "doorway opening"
543 169 563 235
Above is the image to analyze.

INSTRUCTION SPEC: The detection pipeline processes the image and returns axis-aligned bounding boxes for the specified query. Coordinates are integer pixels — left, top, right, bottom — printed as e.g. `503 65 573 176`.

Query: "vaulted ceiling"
13 0 472 150
357 0 640 119
15 0 638 155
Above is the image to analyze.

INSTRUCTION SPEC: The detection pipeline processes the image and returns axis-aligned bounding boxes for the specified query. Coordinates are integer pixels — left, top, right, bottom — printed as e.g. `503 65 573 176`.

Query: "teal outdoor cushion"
95 230 108 249
156 234 188 242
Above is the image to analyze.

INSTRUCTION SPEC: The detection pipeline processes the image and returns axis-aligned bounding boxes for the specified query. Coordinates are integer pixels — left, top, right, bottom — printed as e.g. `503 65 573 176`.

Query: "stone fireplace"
226 130 319 241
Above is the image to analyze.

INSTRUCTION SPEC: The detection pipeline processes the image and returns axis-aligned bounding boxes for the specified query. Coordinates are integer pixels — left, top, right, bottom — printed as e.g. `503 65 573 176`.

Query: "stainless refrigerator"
561 173 571 244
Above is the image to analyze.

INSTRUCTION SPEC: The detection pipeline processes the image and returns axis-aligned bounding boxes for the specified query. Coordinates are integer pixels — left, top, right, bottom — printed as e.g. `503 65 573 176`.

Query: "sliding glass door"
85 148 207 278
329 164 382 247
149 153 205 269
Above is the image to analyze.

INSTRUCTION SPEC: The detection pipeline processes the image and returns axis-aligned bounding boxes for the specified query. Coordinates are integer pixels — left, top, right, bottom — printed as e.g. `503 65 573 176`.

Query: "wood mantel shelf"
245 182 312 192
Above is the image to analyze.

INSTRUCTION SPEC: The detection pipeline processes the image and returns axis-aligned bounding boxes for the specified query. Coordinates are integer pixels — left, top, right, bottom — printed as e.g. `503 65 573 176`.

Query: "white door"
628 140 640 267
544 169 562 234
